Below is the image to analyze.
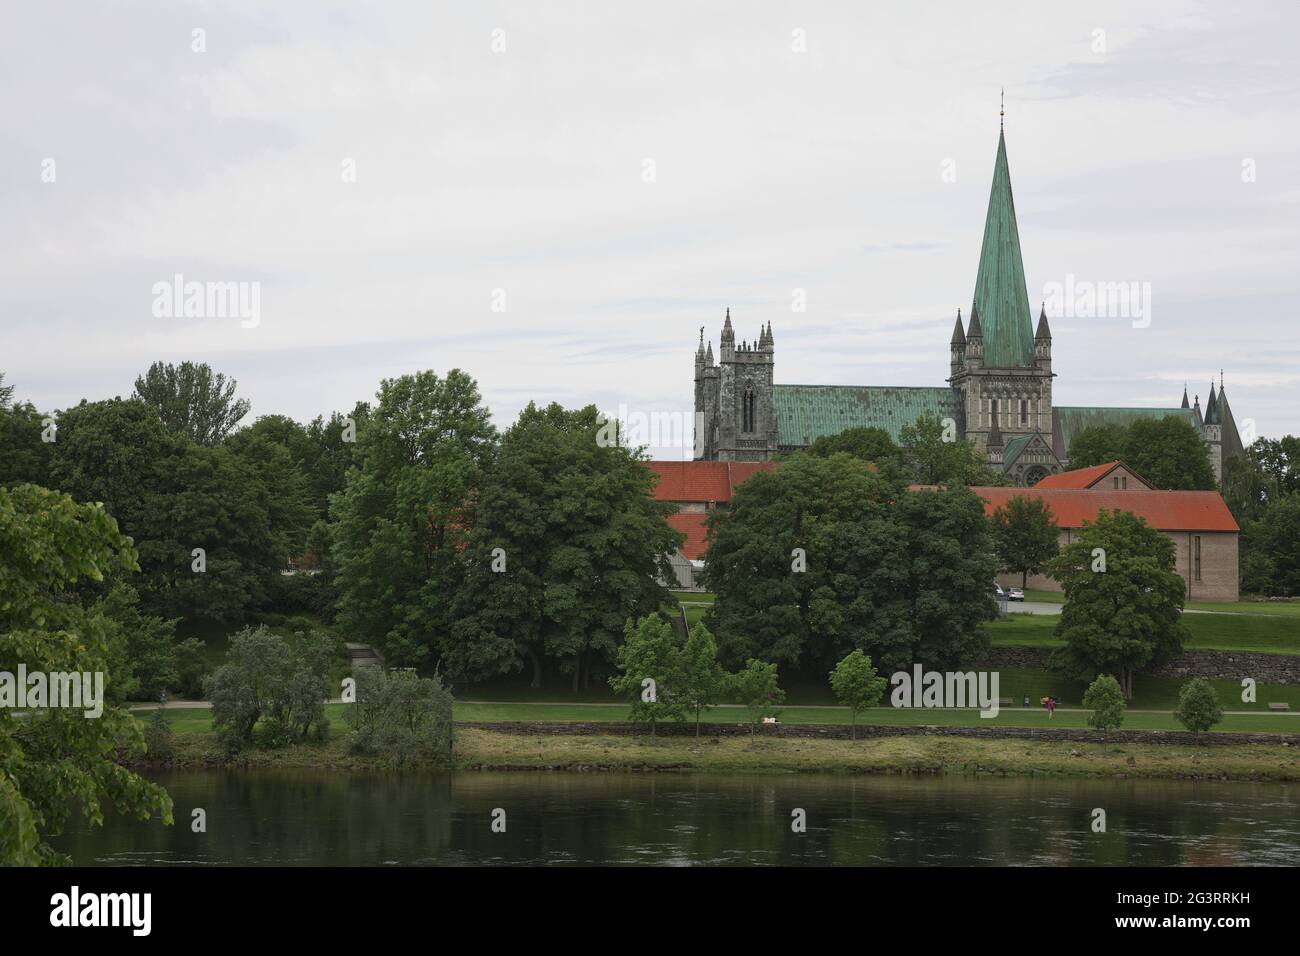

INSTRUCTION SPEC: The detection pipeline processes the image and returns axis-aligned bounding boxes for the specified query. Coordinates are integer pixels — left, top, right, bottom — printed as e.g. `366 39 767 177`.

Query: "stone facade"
692 123 1244 485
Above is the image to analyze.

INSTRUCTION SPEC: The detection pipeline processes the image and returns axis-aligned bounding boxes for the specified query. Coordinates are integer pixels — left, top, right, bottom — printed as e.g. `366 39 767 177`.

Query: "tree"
1046 510 1188 699
48 398 289 622
133 360 251 446
989 495 1060 588
608 616 686 738
899 413 1004 486
1173 678 1223 741
1067 418 1214 490
0 484 173 865
344 667 454 762
1123 417 1215 490
1064 424 1128 469
330 369 495 666
1082 674 1126 731
680 622 726 736
0 399 55 489
730 659 785 739
807 427 905 473
0 371 13 408
204 626 331 752
703 454 995 676
1241 496 1300 596
829 650 887 739
448 403 680 688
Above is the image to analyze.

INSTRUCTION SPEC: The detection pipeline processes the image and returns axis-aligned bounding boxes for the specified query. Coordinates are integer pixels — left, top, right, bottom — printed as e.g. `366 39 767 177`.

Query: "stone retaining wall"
983 646 1300 685
458 720 1300 748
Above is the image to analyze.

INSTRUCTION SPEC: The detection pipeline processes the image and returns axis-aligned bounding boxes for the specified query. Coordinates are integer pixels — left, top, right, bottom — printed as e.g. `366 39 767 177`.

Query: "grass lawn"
988 610 1300 655
148 698 1300 735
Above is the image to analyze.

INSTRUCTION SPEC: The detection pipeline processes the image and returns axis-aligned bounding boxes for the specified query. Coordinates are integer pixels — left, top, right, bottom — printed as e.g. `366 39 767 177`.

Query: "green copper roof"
773 384 962 448
1054 406 1200 458
972 130 1036 368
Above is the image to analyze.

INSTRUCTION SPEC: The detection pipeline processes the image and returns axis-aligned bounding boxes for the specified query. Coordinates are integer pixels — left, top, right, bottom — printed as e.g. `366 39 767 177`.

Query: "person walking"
1046 696 1057 720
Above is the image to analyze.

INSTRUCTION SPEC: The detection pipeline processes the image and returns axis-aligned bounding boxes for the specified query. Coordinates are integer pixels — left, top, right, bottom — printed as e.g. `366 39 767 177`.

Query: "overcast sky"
4 1 1298 456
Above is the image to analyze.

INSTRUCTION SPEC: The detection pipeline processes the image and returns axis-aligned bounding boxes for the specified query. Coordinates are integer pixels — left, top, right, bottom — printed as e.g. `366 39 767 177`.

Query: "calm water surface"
54 770 1300 866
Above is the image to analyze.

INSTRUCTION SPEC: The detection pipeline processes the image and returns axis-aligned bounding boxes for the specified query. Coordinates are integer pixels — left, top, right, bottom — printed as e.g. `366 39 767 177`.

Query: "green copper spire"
971 125 1036 368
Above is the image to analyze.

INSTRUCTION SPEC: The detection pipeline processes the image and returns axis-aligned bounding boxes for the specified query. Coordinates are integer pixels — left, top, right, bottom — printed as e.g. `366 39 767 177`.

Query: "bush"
175 637 209 699
1082 674 1126 731
142 706 174 761
344 667 454 763
205 625 332 752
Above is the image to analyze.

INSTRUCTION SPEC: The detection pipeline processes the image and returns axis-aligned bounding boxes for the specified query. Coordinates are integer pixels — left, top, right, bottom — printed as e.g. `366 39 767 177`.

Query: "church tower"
948 113 1057 484
694 309 778 461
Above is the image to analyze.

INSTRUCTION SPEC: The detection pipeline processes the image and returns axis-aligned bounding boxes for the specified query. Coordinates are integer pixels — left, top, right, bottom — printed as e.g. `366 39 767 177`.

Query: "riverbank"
144 724 1300 782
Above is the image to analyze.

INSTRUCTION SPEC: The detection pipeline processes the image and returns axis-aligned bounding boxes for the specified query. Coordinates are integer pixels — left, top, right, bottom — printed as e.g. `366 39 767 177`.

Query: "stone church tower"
947 122 1059 485
694 309 779 461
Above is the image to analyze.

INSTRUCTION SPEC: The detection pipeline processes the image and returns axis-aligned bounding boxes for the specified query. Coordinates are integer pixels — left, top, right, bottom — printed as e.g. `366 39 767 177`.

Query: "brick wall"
997 528 1238 601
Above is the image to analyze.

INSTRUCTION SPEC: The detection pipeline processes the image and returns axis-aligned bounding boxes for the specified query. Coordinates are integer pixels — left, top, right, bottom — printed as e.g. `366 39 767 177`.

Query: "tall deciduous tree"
330 370 495 666
899 413 1005 486
1068 418 1214 490
448 403 680 688
1173 678 1223 740
133 361 251 446
703 454 996 675
989 495 1060 588
0 484 173 865
729 659 785 739
1046 510 1188 699
680 622 726 735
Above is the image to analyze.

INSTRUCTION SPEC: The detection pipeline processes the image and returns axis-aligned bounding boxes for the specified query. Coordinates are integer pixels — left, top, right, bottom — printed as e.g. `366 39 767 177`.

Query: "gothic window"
742 387 755 433
1020 399 1028 425
990 398 998 426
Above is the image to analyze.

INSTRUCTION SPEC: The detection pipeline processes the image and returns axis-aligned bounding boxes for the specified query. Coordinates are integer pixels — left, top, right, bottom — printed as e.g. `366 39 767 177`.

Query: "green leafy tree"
95 585 180 702
608 615 686 738
0 484 173 866
807 426 905 476
1241 496 1300 596
133 361 251 446
449 403 680 688
48 398 288 622
730 659 785 739
703 454 995 675
1123 417 1215 490
829 649 887 739
1173 678 1223 740
344 667 454 762
1046 510 1188 699
0 399 54 489
1082 674 1126 730
1252 436 1300 497
330 369 495 666
680 622 726 735
0 371 13 407
1067 418 1214 490
990 495 1060 588
204 626 331 752
899 413 1004 486
1064 424 1128 469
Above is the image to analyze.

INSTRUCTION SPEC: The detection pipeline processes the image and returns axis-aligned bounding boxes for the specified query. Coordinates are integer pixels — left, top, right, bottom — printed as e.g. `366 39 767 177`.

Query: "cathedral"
693 121 1244 486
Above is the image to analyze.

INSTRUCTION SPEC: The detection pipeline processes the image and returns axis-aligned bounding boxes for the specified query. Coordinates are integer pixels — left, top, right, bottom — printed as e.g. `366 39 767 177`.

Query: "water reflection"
53 771 1300 866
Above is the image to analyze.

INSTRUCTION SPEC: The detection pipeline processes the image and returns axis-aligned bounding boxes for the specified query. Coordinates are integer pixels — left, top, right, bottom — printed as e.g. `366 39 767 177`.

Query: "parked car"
1008 587 1025 602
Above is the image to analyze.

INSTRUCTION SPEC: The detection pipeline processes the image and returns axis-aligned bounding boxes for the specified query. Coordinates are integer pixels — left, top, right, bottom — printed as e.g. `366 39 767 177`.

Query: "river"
53 770 1300 866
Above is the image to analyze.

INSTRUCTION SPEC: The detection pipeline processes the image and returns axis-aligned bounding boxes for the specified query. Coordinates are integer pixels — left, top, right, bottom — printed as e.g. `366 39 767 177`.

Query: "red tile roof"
973 487 1239 533
1034 460 1151 490
667 512 711 560
646 460 776 503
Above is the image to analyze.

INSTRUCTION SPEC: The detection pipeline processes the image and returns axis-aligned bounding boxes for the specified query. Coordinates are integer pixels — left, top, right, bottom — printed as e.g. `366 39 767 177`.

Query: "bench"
1268 702 1291 712
998 698 1014 708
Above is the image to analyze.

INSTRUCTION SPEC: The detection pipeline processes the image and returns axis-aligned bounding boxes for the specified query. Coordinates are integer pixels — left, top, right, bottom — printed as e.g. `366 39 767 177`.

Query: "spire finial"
1220 368 1224 389
1000 88 1004 131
